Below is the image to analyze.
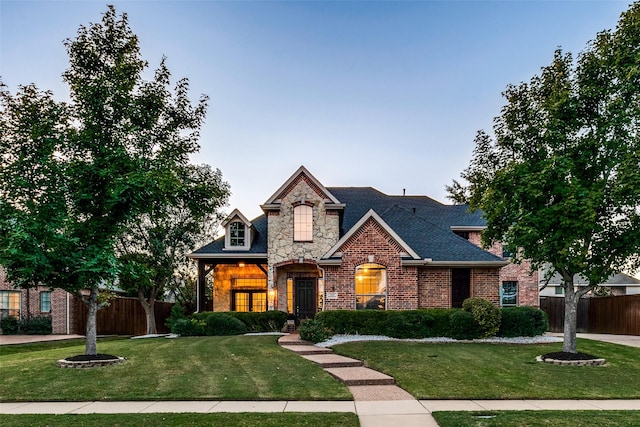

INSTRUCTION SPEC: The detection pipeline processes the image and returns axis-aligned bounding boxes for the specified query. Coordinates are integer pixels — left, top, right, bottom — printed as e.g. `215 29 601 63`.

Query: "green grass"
0 335 352 401
432 411 640 426
0 413 359 427
332 338 640 399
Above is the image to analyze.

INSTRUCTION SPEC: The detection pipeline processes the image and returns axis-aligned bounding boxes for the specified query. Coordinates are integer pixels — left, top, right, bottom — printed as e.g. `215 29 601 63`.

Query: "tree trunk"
563 285 579 353
84 286 99 356
138 288 157 335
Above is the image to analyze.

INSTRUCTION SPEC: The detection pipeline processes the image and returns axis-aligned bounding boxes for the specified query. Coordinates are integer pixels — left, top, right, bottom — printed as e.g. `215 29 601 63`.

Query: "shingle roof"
191 187 501 263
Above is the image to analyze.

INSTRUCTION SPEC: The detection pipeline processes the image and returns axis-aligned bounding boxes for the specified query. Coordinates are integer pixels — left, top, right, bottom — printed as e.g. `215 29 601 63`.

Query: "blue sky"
0 0 633 222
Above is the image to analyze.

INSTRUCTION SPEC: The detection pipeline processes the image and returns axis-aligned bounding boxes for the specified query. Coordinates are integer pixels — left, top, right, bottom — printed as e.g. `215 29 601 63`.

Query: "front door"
451 268 471 308
295 278 316 319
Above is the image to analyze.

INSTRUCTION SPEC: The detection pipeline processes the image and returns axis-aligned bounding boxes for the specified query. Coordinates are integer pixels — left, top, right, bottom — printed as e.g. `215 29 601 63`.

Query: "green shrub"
227 311 288 332
498 306 548 337
203 313 247 336
0 316 20 334
166 304 186 331
449 310 481 340
299 319 333 343
20 316 52 334
172 318 206 336
462 298 501 338
315 310 390 335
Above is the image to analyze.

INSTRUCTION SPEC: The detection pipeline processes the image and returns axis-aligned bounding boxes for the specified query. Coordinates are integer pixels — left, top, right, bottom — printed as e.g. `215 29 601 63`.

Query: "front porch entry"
294 277 316 319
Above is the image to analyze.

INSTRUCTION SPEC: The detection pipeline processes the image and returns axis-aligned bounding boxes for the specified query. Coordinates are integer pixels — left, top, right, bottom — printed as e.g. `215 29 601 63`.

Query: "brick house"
0 267 78 334
189 166 539 318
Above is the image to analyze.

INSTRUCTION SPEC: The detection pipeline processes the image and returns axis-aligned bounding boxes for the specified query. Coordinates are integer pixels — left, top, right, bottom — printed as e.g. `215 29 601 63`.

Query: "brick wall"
418 268 451 308
468 231 539 307
323 218 419 310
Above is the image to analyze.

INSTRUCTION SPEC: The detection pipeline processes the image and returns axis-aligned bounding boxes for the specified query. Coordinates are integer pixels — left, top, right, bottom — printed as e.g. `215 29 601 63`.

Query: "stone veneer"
267 176 340 288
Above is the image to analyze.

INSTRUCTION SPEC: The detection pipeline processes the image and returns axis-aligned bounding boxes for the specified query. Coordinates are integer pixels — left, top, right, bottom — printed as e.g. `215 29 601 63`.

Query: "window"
355 263 386 310
229 221 245 247
500 281 518 306
0 290 20 318
40 291 51 313
555 286 564 295
232 291 266 312
294 205 313 241
453 230 470 240
232 278 267 312
502 246 515 258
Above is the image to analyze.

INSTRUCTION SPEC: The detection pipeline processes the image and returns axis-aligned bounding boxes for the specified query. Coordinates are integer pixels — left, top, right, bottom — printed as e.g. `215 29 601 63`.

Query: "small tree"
448 3 640 354
0 6 215 355
117 164 229 334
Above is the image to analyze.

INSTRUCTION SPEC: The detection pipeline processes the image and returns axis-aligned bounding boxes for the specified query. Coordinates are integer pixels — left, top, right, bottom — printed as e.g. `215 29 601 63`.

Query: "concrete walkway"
549 332 640 348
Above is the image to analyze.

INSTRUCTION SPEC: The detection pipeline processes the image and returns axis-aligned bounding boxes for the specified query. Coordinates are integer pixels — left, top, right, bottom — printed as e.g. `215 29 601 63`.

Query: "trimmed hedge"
498 306 548 337
302 303 548 343
0 316 52 335
227 311 289 332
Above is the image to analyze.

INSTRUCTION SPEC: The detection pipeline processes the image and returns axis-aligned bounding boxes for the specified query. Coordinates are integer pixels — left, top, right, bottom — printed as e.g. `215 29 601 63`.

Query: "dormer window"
230 221 245 247
294 204 313 241
222 209 252 250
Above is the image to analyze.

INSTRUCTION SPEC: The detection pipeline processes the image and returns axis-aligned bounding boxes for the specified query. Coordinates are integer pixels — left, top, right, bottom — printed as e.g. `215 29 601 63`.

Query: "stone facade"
267 175 340 287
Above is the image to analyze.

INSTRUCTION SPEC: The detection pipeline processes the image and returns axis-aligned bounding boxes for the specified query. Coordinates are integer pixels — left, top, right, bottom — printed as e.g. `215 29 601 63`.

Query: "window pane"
501 281 518 306
0 291 20 318
354 263 386 310
251 293 266 312
40 291 51 313
234 293 249 312
230 222 245 246
294 205 313 241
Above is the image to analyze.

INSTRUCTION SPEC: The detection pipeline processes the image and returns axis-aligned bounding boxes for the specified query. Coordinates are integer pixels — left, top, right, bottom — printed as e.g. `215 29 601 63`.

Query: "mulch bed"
64 353 120 362
542 351 599 361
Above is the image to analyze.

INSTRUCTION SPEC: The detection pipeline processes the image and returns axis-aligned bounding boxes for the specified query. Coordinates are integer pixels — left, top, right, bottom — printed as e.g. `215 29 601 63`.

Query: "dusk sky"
0 0 633 223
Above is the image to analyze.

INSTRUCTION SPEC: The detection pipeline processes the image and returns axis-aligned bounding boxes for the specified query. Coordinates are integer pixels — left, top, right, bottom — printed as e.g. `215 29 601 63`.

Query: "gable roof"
262 165 343 209
189 215 268 259
190 184 504 265
323 209 421 260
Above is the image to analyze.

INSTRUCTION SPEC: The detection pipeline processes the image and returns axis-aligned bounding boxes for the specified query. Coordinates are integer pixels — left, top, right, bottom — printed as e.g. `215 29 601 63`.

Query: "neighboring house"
189 166 539 318
0 267 78 334
540 271 640 297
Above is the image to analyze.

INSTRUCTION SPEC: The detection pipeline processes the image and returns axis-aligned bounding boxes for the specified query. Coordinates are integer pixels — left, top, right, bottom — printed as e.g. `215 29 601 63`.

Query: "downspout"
66 292 70 335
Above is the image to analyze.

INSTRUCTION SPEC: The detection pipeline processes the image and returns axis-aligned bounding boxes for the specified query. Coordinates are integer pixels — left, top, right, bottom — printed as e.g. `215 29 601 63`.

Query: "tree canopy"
448 3 640 353
0 5 225 354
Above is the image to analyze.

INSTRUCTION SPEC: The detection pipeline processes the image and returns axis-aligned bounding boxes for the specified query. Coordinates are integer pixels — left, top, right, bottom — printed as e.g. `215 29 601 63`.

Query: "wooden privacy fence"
76 297 174 336
540 295 640 335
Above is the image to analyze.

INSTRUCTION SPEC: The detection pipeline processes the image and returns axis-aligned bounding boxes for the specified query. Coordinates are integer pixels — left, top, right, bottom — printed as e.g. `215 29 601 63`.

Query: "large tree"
448 3 640 354
0 6 216 355
117 164 229 334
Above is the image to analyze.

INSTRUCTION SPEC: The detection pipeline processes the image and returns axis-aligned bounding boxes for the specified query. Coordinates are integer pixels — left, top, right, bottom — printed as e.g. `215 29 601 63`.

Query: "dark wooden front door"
295 278 316 319
451 268 471 308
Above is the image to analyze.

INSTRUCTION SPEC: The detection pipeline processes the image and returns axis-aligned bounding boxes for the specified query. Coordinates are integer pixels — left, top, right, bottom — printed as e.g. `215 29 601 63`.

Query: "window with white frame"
40 291 51 313
500 281 518 306
294 204 313 241
229 221 246 247
355 263 387 310
0 290 20 318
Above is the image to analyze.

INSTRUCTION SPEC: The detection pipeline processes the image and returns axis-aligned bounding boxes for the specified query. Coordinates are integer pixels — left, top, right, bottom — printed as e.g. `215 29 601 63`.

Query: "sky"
0 0 634 224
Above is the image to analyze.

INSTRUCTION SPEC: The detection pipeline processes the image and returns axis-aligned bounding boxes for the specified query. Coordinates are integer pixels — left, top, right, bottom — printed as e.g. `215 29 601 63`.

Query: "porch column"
197 260 207 312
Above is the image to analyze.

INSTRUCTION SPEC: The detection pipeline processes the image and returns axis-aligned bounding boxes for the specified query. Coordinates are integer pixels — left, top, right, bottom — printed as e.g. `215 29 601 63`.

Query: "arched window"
294 204 313 241
355 263 387 310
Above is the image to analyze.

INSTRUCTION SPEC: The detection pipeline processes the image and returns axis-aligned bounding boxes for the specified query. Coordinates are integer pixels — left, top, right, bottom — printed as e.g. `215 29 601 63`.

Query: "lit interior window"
294 205 313 241
355 263 386 310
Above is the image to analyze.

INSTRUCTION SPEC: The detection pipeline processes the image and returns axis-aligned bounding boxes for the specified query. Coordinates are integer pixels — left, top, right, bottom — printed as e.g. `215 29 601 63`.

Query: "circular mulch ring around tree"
57 354 125 368
537 351 606 366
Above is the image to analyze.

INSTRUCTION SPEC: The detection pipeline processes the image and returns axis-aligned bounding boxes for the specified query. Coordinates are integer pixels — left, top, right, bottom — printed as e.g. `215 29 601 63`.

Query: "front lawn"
432 411 640 427
0 413 359 427
332 338 640 399
0 336 352 401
